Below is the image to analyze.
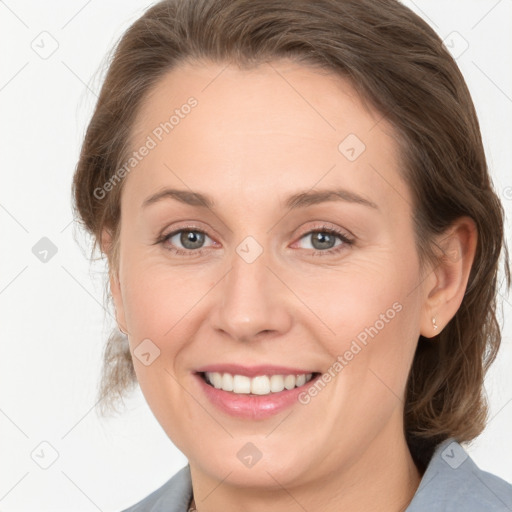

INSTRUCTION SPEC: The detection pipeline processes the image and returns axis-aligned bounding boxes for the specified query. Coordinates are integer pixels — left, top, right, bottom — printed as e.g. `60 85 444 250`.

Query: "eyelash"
156 224 354 258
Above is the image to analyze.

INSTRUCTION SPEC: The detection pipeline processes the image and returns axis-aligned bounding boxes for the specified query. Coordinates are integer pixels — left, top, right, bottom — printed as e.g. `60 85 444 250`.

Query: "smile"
202 371 316 395
194 366 322 420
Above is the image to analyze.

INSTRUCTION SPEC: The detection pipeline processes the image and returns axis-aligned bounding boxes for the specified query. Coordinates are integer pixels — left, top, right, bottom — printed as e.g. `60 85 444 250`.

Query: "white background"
1 0 511 510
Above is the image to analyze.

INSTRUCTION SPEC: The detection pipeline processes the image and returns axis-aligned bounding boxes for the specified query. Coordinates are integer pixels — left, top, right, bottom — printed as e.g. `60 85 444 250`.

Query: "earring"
432 317 439 331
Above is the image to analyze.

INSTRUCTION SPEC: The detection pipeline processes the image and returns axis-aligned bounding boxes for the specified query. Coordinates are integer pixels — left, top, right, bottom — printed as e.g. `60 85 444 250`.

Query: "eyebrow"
142 187 378 211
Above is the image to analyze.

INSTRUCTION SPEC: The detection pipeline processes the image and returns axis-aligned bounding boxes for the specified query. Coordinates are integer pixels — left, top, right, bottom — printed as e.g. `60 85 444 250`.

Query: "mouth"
193 365 323 419
198 371 321 396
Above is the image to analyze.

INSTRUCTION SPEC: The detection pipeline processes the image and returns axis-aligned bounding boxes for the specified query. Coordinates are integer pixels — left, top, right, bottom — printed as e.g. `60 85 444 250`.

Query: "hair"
72 0 510 470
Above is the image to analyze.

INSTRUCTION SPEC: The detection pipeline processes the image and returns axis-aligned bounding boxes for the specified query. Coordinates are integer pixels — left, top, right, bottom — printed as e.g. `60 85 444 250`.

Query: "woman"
72 0 512 510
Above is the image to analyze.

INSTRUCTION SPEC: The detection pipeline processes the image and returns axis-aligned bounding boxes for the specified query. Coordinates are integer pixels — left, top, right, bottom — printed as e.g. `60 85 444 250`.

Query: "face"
111 59 428 489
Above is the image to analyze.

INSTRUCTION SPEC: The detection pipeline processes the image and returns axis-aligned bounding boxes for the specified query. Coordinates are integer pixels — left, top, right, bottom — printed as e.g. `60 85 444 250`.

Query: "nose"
210 242 293 343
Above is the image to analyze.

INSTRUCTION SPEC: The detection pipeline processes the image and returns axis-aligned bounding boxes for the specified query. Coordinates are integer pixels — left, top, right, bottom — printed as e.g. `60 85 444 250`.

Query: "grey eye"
298 231 343 251
168 230 210 250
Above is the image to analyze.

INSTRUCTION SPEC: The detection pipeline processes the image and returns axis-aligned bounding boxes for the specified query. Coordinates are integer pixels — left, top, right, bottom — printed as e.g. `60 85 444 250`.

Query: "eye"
295 226 354 256
158 227 215 257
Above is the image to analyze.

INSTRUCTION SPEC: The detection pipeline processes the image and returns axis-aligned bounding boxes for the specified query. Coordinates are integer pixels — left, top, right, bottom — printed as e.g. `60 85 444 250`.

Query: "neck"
189 420 422 512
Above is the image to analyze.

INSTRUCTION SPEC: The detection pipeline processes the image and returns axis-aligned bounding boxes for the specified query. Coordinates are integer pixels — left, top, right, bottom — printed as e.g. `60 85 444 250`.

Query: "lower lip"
194 373 319 420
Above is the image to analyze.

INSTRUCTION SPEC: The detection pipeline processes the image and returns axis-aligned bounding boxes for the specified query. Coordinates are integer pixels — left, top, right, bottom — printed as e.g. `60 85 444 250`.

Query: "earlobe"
420 217 478 339
100 227 114 257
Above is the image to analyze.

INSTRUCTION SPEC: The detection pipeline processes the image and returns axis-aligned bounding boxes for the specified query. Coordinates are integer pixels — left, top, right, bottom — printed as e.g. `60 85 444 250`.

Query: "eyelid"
155 221 212 242
295 222 354 241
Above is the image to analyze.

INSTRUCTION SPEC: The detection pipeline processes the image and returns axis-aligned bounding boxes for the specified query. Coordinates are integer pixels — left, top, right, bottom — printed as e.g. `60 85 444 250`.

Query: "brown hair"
72 0 510 469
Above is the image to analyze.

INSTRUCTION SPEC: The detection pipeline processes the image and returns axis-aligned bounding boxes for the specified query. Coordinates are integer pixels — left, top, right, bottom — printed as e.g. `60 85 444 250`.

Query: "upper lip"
195 364 318 378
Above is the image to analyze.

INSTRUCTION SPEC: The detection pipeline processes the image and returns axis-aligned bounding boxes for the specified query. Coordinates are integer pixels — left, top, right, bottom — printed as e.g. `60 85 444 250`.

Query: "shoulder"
407 438 512 511
120 464 192 512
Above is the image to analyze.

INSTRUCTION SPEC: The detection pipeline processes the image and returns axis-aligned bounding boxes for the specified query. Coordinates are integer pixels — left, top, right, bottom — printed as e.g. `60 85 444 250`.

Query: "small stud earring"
432 317 438 331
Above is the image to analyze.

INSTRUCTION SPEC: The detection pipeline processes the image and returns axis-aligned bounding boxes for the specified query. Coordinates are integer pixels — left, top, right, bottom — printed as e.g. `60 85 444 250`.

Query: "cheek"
119 264 206 433
120 256 223 407
312 244 421 394
309 247 418 337
121 255 209 335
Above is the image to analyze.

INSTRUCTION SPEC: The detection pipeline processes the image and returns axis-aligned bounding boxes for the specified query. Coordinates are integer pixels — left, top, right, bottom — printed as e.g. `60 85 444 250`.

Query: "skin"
105 59 477 512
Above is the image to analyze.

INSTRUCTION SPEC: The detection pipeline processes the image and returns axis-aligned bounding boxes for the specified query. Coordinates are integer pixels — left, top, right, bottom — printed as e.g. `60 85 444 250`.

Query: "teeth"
221 372 234 391
233 375 251 394
204 372 315 395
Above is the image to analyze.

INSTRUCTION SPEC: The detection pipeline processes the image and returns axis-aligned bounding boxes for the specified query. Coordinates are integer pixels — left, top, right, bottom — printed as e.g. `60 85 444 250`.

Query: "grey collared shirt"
120 438 512 511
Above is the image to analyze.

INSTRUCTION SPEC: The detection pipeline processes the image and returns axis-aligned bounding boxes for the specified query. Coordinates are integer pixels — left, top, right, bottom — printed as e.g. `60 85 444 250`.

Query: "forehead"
124 59 408 215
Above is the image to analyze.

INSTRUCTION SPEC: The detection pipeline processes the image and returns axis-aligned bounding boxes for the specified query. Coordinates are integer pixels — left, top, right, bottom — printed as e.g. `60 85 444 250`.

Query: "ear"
419 216 478 338
101 228 127 335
